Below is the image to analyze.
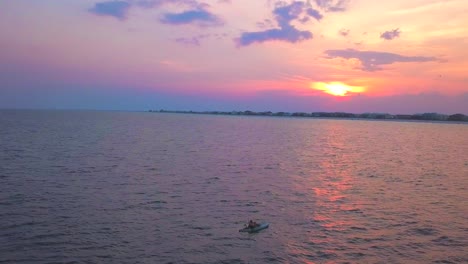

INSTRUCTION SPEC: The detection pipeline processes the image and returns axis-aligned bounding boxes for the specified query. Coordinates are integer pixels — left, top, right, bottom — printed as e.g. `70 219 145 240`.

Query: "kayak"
239 222 269 233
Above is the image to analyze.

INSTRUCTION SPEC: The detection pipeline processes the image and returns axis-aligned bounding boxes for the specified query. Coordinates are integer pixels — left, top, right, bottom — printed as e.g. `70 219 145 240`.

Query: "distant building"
421 113 448 121
395 114 412 120
360 113 394 119
448 113 468 121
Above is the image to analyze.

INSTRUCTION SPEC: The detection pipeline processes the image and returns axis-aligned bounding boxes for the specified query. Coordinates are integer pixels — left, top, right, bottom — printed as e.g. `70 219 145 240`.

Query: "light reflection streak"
287 121 363 262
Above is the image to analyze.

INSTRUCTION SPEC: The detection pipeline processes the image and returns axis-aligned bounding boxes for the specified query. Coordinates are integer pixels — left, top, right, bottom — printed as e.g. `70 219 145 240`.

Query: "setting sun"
311 82 365 96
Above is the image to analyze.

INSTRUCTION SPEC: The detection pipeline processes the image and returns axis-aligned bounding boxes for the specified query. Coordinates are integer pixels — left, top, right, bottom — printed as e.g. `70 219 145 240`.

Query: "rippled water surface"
1 110 467 263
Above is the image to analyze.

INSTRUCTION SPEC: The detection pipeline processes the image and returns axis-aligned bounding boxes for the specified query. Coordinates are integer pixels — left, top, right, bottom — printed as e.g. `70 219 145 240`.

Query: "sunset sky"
1 0 467 113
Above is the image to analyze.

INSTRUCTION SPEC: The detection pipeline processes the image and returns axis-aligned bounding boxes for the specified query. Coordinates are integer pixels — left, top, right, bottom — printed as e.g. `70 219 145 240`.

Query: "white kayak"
239 222 269 233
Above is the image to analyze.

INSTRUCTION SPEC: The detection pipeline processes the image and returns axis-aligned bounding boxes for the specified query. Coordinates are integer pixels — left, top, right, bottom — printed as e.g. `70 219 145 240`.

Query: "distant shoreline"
148 109 468 122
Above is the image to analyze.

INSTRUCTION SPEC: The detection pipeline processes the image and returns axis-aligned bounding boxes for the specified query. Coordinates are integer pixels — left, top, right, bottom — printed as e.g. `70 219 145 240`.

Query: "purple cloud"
89 1 131 20
256 19 275 29
325 49 438 71
135 0 202 8
314 0 349 12
237 1 316 46
174 34 212 46
237 25 313 46
160 9 223 26
381 28 401 40
306 8 323 20
89 0 217 22
274 1 307 27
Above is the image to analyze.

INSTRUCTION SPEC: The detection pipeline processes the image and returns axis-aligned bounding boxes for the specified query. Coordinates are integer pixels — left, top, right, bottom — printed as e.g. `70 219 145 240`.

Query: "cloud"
134 0 202 8
175 37 201 46
160 8 223 26
274 1 308 27
256 19 275 29
339 28 350 37
306 8 323 20
174 34 211 46
237 1 318 46
314 0 350 12
380 28 401 40
325 49 438 71
237 26 313 46
89 0 218 23
89 1 131 20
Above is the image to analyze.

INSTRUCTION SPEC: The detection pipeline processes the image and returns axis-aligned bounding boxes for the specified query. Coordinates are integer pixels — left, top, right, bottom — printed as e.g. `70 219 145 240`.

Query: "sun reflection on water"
312 123 359 231
286 121 365 262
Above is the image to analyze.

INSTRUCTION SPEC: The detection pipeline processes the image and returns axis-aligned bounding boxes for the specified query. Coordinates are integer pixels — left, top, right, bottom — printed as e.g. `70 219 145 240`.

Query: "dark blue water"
1 110 467 263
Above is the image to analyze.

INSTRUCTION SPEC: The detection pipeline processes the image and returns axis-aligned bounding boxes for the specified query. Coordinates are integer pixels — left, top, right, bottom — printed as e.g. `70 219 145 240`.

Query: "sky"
1 0 467 114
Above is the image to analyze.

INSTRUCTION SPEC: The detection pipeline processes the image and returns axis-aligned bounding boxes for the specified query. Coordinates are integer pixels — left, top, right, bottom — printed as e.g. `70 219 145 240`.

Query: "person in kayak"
248 220 258 228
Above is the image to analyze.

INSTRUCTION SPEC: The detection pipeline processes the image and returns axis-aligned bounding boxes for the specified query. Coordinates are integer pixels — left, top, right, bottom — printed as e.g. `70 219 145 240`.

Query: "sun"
311 82 365 96
326 83 349 96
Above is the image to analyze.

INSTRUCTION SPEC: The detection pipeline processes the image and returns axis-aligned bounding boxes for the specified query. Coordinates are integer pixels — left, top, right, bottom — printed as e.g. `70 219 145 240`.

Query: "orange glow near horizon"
311 82 366 96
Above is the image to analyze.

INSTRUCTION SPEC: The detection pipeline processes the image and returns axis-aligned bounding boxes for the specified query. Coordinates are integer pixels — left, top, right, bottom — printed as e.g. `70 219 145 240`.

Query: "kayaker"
248 220 258 228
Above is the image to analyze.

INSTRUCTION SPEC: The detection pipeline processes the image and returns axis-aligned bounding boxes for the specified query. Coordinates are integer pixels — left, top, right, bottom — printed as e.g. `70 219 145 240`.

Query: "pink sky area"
1 0 467 114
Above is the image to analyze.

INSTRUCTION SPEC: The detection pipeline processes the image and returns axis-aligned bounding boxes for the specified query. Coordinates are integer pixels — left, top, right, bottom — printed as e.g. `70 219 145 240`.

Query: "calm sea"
1 110 467 264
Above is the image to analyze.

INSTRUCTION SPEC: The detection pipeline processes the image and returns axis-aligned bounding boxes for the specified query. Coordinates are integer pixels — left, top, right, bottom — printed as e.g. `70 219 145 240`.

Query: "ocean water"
0 110 467 264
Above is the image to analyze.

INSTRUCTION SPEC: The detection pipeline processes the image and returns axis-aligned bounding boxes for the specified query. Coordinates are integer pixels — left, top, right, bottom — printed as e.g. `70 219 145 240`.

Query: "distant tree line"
149 109 468 122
